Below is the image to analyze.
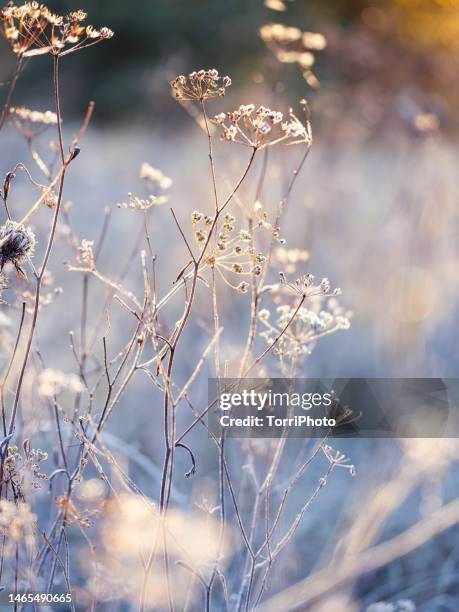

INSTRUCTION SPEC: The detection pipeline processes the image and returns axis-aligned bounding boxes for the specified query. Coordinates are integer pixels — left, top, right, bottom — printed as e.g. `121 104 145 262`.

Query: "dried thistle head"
0 220 36 276
0 3 113 58
212 101 312 149
191 210 265 293
171 69 231 102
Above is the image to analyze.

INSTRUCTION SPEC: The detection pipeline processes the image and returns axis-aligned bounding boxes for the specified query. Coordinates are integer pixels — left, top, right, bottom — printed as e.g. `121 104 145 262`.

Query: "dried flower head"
0 3 113 58
232 197 281 244
259 299 351 359
171 69 231 101
56 493 99 528
251 200 270 227
260 23 326 87
322 444 356 476
212 101 311 149
0 500 36 556
117 192 168 211
275 247 309 273
260 23 326 50
0 220 36 276
140 163 172 190
37 368 84 397
10 105 57 126
85 492 231 608
191 210 265 292
9 107 57 147
279 272 341 298
4 440 48 491
76 238 95 268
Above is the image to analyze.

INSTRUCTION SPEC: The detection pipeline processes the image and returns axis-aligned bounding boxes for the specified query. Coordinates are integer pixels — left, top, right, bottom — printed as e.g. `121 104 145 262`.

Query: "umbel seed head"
0 220 36 276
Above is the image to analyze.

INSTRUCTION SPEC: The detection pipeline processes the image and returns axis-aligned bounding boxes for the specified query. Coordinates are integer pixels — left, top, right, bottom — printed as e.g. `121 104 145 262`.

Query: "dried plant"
171 69 231 101
259 22 327 87
212 101 311 149
0 220 36 276
0 3 453 612
0 3 113 58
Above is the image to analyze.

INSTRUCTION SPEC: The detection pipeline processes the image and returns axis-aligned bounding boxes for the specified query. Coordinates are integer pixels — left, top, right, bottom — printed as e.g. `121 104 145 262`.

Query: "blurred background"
3 0 459 130
2 1 459 610
2 0 456 377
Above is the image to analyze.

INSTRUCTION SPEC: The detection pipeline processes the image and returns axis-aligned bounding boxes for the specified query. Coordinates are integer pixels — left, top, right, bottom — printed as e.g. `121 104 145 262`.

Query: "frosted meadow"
0 2 458 611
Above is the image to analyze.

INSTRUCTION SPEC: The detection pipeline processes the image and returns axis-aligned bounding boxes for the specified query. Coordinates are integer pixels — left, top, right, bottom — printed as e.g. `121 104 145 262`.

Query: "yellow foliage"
389 0 459 48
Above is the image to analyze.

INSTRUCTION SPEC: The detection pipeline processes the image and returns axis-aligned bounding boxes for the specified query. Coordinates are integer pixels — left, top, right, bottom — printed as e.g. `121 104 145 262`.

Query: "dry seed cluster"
259 23 326 87
140 163 173 190
0 2 113 57
191 210 265 293
171 69 231 101
259 301 351 358
279 272 341 298
117 193 168 211
0 220 36 277
10 106 57 125
212 102 311 149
